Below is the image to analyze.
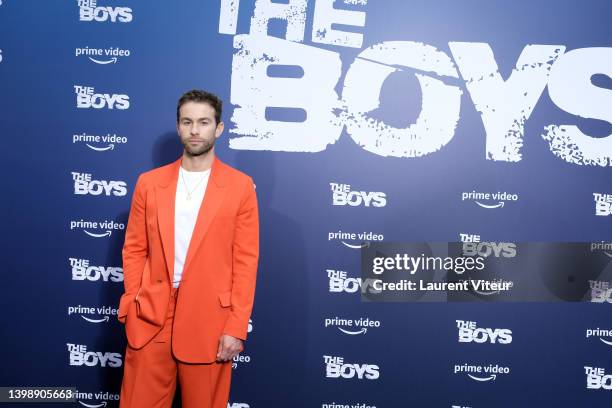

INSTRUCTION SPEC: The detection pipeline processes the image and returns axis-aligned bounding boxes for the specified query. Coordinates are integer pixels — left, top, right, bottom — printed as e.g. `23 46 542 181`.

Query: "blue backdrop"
1 0 612 407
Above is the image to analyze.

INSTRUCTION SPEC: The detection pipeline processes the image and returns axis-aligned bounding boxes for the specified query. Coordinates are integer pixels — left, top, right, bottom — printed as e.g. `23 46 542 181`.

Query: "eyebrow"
180 117 213 121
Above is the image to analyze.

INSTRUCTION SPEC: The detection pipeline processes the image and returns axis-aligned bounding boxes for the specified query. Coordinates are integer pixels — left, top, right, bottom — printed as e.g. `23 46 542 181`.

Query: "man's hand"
216 334 244 362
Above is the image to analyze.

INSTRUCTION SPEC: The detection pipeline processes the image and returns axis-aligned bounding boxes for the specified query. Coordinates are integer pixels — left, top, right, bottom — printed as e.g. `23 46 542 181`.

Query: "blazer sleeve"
117 175 148 323
223 177 259 340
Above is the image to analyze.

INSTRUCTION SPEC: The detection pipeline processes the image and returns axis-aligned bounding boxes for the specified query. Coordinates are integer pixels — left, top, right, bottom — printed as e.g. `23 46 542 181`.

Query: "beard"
182 137 215 157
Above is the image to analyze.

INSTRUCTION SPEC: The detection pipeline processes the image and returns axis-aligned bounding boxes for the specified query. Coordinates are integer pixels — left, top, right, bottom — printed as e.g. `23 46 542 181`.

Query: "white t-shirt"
173 166 211 288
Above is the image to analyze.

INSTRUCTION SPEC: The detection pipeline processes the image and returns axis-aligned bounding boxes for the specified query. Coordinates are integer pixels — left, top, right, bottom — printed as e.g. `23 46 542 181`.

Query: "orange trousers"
120 287 232 408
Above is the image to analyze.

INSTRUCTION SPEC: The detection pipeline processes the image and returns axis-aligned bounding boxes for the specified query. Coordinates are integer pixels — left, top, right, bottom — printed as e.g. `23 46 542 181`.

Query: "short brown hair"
176 90 222 124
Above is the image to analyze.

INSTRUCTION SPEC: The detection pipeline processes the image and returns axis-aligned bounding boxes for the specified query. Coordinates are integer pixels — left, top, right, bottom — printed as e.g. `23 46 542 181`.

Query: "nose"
190 123 199 135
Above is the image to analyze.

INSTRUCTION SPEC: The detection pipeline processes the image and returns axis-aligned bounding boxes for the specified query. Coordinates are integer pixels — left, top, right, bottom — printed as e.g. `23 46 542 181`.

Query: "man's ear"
215 121 225 138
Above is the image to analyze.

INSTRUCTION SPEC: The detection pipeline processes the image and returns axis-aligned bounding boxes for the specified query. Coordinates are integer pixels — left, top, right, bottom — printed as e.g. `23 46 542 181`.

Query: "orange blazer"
117 157 259 363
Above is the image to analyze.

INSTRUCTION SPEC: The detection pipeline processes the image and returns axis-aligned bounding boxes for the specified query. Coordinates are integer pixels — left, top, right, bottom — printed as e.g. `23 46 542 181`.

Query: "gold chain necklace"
180 169 207 201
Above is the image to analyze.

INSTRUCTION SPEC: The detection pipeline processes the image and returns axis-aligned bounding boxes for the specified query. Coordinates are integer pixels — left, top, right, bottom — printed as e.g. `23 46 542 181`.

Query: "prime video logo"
461 190 518 209
67 304 118 324
73 390 120 407
324 355 379 380
72 172 127 197
328 230 384 249
72 131 128 152
457 320 512 344
70 219 125 238
586 328 612 346
74 85 130 110
590 242 612 258
231 354 251 370
77 0 132 23
324 316 381 335
454 363 510 382
75 46 131 65
330 183 386 207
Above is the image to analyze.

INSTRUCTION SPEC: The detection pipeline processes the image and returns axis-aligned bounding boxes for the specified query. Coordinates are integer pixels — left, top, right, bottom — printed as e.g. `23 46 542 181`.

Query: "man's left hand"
216 334 244 362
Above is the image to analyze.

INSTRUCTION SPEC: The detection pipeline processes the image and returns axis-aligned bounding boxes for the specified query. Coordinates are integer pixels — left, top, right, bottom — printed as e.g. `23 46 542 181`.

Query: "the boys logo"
327 269 380 295
74 85 130 110
77 0 133 23
594 193 612 216
220 1 612 167
72 172 127 196
456 320 512 344
459 233 481 243
324 355 380 380
585 366 612 390
330 183 387 207
327 269 361 293
589 280 612 303
228 404 250 408
462 242 517 258
70 258 123 282
67 343 122 368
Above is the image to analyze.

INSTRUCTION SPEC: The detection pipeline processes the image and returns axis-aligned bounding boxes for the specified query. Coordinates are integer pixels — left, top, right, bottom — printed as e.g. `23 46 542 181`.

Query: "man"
117 90 259 408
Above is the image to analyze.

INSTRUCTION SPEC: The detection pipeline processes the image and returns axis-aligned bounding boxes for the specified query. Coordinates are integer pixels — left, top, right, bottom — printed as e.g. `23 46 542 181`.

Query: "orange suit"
117 157 259 407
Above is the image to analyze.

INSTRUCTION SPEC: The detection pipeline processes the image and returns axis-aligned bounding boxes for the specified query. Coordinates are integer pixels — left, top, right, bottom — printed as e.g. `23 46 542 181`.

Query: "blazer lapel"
155 159 181 283
182 157 228 278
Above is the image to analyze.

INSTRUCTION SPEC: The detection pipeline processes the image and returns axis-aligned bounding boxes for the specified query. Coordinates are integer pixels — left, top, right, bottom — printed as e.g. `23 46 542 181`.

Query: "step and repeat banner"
1 0 612 407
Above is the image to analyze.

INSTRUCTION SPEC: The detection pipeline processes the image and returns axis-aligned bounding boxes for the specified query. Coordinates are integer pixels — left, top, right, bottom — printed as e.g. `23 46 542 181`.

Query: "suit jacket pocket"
117 293 134 324
218 290 232 308
135 282 166 326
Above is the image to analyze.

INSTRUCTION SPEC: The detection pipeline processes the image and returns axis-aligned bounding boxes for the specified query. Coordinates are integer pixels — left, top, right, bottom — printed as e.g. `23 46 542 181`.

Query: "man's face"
177 101 224 157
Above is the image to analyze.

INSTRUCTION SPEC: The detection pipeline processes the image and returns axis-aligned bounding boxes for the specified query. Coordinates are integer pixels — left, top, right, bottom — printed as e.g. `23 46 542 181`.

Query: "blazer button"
157 279 162 283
